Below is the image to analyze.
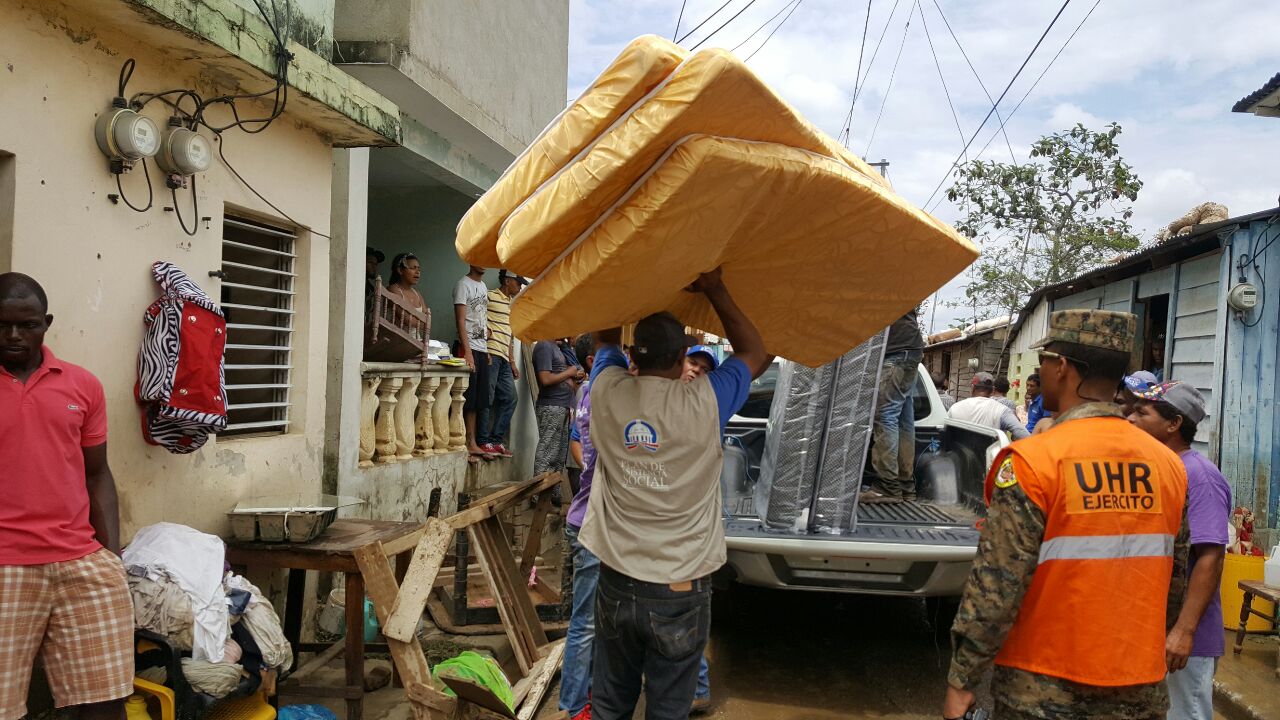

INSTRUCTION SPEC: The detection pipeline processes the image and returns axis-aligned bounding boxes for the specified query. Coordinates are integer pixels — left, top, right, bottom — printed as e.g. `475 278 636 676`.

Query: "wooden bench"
1233 579 1280 655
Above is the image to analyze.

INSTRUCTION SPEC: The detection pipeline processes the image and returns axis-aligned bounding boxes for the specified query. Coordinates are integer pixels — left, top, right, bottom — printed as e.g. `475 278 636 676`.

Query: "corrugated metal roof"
1233 72 1280 113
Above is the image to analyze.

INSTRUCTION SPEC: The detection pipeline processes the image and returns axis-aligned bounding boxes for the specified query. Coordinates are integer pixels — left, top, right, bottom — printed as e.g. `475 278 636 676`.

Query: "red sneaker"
480 443 500 455
570 704 592 720
495 443 514 458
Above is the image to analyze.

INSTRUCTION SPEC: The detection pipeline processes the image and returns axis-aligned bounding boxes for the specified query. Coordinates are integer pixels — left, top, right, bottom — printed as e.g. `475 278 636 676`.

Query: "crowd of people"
1 251 1237 720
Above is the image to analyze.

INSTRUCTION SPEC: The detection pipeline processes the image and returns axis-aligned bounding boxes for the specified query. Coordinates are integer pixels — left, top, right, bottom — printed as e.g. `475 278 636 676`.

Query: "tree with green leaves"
945 122 1143 320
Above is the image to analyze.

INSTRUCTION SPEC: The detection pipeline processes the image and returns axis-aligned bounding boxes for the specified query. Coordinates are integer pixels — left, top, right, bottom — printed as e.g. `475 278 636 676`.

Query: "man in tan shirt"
580 269 772 720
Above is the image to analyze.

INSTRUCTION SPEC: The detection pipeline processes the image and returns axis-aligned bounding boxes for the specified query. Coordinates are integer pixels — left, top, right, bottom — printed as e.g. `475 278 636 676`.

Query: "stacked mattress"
456 35 977 367
756 331 887 533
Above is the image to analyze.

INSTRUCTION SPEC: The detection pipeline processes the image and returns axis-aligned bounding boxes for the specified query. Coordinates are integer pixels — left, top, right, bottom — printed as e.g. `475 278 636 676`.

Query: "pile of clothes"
123 523 293 698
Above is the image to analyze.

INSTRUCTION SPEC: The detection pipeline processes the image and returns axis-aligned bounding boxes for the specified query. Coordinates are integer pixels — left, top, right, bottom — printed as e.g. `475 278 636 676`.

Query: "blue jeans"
480 355 516 445
560 525 601 714
592 566 712 720
871 351 920 497
560 527 710 716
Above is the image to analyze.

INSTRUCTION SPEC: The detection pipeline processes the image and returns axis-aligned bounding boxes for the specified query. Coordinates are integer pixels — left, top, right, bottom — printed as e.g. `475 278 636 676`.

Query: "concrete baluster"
431 376 453 453
448 374 469 452
394 375 421 460
374 376 403 464
415 376 441 457
358 375 381 468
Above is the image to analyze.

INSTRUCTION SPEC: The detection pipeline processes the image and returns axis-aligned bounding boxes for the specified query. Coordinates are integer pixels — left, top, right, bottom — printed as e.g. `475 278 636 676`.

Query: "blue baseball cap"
1122 370 1159 393
686 345 719 370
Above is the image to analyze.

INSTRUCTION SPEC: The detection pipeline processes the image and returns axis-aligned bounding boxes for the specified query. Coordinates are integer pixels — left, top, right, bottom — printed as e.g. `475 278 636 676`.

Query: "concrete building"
0 0 568 540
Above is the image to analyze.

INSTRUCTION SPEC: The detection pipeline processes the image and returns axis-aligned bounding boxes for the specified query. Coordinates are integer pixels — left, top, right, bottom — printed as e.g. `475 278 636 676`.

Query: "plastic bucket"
1221 553 1276 632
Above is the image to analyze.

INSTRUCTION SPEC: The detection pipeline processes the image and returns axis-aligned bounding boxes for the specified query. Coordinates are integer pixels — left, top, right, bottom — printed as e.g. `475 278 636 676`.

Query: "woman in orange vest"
942 310 1189 720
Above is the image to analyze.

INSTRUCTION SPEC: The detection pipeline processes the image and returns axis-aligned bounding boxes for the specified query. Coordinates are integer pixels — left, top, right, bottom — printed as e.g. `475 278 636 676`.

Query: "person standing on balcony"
0 273 133 720
480 270 524 458
364 247 384 318
454 265 492 462
386 252 427 341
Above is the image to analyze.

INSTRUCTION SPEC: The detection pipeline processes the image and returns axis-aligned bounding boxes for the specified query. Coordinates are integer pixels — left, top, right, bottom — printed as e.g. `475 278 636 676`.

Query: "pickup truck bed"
720 363 999 597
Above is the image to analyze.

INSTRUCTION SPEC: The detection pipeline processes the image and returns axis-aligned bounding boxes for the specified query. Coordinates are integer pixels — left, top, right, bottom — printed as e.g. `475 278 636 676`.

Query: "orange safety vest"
983 414 1187 687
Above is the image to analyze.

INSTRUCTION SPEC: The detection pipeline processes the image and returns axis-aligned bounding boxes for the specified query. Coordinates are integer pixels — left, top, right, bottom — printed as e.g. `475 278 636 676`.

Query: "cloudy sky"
566 0 1280 331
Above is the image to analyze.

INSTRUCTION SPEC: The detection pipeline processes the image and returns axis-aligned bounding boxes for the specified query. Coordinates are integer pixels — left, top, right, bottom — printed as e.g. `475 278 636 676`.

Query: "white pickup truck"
718 362 1008 598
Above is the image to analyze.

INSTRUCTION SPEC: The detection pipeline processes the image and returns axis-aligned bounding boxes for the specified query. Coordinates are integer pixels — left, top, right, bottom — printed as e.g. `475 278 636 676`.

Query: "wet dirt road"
693 584 990 720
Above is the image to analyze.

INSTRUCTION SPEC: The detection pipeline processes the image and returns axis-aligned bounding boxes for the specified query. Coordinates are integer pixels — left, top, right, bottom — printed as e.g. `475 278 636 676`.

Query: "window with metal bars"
219 216 296 435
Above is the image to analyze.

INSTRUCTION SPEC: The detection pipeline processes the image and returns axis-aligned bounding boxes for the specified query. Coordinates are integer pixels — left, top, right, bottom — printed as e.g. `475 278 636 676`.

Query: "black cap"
367 247 385 263
498 269 528 286
632 312 698 360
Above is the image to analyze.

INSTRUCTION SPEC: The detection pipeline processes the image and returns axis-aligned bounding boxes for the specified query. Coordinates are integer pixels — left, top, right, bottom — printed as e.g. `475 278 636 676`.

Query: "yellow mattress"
455 39 977 367
456 35 688 269
508 136 975 367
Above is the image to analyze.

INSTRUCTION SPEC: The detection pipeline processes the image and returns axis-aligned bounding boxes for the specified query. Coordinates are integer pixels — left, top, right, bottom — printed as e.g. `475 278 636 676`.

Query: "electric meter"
1228 282 1259 312
95 101 160 163
157 124 211 176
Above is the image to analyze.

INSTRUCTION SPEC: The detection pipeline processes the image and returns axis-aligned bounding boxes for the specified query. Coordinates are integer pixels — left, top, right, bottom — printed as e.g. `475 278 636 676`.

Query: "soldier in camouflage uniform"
943 310 1190 720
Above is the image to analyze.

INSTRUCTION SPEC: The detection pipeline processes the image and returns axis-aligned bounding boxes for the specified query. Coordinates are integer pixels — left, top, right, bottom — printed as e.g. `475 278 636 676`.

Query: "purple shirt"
567 382 595 529
1181 448 1232 657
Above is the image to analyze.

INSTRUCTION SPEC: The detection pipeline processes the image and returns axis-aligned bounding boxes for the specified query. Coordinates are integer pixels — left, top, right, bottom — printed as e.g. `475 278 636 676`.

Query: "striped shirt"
486 288 513 358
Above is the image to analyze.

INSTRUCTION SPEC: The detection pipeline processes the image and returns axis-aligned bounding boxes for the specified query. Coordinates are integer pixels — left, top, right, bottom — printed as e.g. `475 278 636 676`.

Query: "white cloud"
567 0 1280 326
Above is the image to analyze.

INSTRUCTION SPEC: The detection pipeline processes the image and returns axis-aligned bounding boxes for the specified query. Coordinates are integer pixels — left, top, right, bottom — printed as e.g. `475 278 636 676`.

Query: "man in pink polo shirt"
0 273 133 720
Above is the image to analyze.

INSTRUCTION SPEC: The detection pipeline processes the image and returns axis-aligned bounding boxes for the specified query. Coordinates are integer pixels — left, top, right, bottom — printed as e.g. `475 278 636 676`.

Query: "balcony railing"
359 362 470 467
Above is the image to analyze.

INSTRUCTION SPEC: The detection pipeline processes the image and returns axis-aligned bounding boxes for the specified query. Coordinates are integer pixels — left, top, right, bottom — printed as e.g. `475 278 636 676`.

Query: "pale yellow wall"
2 1 335 540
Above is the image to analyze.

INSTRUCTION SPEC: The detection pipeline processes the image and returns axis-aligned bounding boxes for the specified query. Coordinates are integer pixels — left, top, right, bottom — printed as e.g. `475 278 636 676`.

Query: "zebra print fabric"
136 261 227 454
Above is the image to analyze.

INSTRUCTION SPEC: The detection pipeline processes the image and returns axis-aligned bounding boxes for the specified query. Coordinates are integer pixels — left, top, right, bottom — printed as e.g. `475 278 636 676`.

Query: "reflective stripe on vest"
987 416 1187 688
1038 533 1173 563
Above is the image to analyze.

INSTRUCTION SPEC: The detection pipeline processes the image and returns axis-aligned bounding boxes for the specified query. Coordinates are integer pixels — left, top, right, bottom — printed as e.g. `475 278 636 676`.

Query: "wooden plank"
519 494 553 573
447 473 563 530
1138 266 1174 298
1174 310 1218 339
1178 253 1222 289
405 682 459 715
1171 361 1215 389
515 640 565 720
438 674 517 719
1172 336 1216 365
470 517 548 675
384 517 453 642
381 526 428 559
1175 283 1220 316
352 542 446 720
290 641 345 682
345 573 365 720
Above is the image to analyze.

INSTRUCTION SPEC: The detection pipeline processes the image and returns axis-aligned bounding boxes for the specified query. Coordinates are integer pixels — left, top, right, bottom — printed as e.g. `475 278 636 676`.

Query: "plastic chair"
133 631 275 720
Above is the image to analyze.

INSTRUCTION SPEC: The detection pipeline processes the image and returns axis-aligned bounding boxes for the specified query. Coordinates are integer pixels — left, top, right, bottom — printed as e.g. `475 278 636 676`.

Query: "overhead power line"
690 0 764 50
838 0 903 146
734 0 802 55
921 0 1075 209
745 0 805 60
673 0 689 40
963 0 1103 172
677 0 734 44
917 2 966 161
929 0 1016 164
864 0 915 156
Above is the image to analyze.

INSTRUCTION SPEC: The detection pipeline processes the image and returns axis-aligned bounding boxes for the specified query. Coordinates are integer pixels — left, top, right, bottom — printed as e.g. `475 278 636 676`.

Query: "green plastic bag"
432 651 514 711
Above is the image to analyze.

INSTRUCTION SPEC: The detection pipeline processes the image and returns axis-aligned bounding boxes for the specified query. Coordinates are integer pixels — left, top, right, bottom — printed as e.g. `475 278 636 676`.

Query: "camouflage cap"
1031 309 1136 354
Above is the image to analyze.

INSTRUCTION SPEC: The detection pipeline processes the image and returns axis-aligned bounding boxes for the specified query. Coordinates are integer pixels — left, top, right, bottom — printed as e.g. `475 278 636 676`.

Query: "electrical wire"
930 0 1016 164
838 0 901 146
214 133 330 240
939 0 1101 208
744 0 805 61
922 0 1075 210
690 0 763 50
677 0 735 43
118 58 136 97
917 3 966 161
115 159 154 213
733 0 799 53
673 0 689 40
863 0 915 157
172 174 200 237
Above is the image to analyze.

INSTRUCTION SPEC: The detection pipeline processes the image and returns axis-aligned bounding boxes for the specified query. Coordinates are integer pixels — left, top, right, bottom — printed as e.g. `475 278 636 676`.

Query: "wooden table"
226 519 426 720
1233 579 1280 654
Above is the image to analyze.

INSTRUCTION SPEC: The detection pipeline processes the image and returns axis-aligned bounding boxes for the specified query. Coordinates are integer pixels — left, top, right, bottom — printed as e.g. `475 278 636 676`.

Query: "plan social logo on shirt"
623 420 659 452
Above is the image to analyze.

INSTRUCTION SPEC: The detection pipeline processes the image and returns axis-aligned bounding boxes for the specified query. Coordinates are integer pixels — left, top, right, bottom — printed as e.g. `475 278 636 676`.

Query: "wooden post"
383 517 453 643
519 493 553 574
470 516 549 674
